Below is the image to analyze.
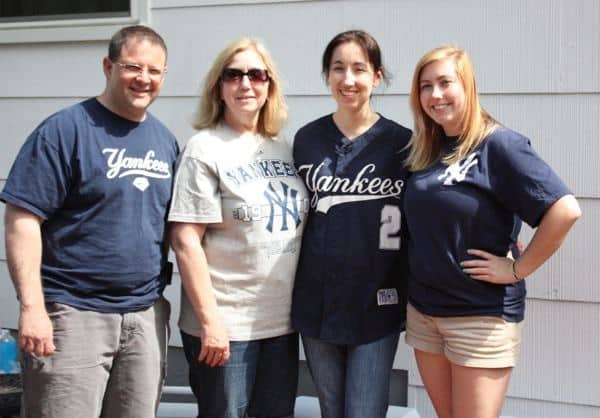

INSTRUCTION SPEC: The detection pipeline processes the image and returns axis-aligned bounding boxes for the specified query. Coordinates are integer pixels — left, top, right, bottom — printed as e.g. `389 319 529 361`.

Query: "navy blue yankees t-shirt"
403 127 571 322
0 98 179 313
292 114 412 345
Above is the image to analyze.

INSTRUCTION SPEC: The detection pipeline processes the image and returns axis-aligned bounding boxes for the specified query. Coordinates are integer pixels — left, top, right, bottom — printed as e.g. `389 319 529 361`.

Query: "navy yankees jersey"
404 127 571 322
291 114 412 345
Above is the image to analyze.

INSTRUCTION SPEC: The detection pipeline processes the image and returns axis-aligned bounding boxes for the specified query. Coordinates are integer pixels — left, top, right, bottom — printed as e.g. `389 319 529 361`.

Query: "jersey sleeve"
168 144 222 224
0 124 72 219
487 130 572 228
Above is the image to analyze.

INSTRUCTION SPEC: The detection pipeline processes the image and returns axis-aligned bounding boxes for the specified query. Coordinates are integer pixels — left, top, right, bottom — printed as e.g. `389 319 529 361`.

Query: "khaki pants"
20 297 170 418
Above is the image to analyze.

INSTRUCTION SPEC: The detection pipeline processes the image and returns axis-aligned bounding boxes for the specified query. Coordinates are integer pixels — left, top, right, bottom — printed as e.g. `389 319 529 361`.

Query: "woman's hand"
199 318 230 367
461 248 519 284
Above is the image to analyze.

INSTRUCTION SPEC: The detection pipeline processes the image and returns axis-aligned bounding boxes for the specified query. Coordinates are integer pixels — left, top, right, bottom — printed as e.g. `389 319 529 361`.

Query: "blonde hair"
406 46 499 171
192 38 287 138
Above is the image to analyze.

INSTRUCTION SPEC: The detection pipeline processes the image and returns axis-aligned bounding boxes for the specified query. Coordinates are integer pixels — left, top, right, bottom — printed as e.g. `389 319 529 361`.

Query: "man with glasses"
1 25 178 418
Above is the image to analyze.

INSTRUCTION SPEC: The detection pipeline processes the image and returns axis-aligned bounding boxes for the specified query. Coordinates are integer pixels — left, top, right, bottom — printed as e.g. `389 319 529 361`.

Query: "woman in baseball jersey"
403 46 581 418
291 30 412 417
168 39 308 418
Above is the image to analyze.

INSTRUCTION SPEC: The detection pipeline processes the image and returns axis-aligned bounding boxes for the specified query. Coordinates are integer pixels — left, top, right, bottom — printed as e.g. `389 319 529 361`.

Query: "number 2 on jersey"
379 205 401 250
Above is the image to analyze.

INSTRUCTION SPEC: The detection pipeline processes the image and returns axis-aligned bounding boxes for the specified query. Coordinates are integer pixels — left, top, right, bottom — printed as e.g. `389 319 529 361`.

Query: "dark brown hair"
321 30 389 83
108 25 167 62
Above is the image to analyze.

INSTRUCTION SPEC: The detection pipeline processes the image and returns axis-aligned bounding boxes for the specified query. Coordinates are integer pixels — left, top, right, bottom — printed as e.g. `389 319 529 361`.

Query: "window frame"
0 0 149 44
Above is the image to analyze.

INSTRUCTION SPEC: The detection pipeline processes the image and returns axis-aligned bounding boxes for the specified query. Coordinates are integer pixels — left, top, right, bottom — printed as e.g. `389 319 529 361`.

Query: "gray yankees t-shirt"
169 124 308 340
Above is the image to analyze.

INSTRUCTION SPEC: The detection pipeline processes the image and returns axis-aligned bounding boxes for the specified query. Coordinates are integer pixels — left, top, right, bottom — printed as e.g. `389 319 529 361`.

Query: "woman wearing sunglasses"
291 30 412 417
168 38 308 418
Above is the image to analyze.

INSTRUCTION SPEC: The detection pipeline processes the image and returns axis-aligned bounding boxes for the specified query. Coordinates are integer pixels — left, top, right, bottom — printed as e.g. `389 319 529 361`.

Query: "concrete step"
157 388 421 418
294 395 421 418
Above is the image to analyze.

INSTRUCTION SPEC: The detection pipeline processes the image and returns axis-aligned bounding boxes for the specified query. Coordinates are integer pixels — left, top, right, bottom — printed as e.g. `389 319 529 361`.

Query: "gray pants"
20 297 170 418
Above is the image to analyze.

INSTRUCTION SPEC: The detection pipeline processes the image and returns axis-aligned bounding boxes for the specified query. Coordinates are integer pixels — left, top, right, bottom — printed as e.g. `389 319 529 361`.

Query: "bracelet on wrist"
511 260 524 282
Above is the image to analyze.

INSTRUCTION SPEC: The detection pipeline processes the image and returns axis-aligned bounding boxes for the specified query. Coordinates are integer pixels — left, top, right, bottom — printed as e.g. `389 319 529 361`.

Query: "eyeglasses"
115 62 167 80
221 68 269 83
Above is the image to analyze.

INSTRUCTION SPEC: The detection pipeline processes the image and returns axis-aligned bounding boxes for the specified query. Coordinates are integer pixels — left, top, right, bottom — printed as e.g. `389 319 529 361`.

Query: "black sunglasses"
221 68 269 83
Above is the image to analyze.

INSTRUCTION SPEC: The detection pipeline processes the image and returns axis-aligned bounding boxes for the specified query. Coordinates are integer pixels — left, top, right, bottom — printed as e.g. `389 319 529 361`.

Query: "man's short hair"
108 25 167 62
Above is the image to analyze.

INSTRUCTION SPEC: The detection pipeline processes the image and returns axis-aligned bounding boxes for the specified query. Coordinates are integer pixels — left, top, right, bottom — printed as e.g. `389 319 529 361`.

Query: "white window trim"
0 0 149 44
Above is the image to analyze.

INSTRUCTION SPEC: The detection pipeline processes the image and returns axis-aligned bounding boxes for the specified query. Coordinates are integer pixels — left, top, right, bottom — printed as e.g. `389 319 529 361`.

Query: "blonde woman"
403 46 581 418
168 38 308 418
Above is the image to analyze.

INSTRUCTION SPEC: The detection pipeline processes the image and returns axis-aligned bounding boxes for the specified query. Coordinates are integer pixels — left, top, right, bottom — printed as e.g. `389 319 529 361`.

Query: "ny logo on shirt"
233 181 307 232
437 152 478 186
263 181 303 232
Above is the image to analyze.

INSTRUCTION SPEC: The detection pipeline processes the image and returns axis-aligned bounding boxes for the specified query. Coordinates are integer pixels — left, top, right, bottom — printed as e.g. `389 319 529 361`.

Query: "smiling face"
220 48 270 132
100 38 166 122
418 57 466 136
326 41 381 113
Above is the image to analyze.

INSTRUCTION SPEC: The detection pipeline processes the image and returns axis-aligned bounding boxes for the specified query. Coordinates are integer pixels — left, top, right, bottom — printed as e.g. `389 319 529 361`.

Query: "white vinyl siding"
0 1 597 416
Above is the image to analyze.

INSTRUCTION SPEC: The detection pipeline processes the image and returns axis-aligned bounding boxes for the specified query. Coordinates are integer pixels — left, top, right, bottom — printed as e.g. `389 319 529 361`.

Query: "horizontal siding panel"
501 397 600 418
522 198 600 303
154 2 336 98
150 97 200 148
407 299 600 407
408 386 600 418
152 0 599 97
1 0 597 97
0 262 18 330
0 42 106 98
481 94 600 198
0 98 84 177
513 299 600 406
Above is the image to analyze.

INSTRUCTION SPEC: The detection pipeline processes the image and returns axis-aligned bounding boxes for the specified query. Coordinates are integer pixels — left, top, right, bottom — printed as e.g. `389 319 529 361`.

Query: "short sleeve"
0 127 71 219
168 152 222 224
487 130 571 228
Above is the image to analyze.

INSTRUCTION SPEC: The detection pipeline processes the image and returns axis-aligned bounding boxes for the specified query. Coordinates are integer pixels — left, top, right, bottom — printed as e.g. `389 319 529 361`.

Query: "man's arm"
4 203 55 357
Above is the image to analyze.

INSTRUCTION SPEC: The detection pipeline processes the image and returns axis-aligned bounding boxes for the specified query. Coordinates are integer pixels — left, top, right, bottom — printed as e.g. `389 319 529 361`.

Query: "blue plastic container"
0 329 20 374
